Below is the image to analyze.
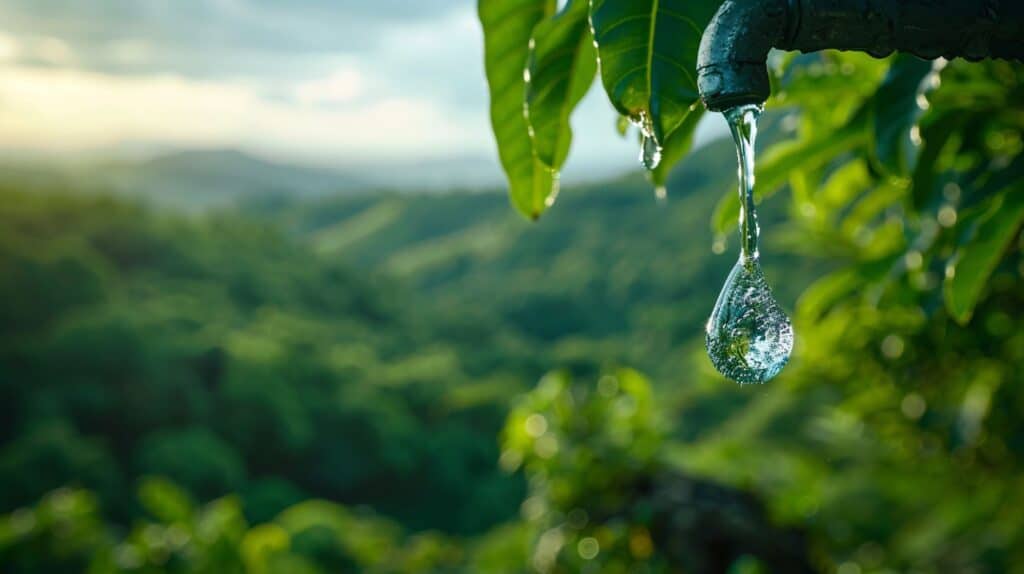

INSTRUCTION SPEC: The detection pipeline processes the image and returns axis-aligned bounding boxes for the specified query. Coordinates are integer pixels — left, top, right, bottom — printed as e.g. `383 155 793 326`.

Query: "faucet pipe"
697 0 1024 111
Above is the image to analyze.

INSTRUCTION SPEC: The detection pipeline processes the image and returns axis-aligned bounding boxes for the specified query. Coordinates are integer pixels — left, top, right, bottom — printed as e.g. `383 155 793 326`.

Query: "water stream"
704 104 794 384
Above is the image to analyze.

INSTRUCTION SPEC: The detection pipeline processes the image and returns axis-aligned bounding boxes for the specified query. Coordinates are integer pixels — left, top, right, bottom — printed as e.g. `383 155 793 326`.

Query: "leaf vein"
594 12 650 40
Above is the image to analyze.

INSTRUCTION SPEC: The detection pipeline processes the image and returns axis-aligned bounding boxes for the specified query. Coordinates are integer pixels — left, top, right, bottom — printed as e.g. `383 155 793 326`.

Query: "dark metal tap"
697 0 1024 112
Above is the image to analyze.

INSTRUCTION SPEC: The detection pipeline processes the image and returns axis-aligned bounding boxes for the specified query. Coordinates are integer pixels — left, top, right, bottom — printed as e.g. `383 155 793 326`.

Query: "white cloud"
293 67 364 106
0 63 486 163
105 39 153 66
24 36 75 65
0 0 465 78
0 34 18 62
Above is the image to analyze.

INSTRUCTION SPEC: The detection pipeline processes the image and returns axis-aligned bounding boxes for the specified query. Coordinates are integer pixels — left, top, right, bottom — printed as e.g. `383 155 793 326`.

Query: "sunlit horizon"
0 1 733 185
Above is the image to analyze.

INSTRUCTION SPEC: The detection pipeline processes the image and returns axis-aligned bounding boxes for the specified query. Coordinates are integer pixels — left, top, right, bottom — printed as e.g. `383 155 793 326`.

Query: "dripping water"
705 104 794 384
631 112 662 170
641 133 662 170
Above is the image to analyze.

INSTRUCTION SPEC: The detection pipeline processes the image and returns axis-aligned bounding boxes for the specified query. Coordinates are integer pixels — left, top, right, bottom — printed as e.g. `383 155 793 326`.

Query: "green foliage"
271 138 805 387
138 477 195 524
589 0 719 184
0 136 811 572
0 482 524 573
501 370 813 573
0 489 109 574
0 423 121 513
474 9 1023 566
502 371 667 573
524 0 596 170
480 0 721 212
480 0 558 219
650 106 704 188
0 190 525 537
481 0 1023 323
870 55 937 176
711 108 868 234
944 182 1024 323
587 0 714 137
673 258 1024 571
135 429 247 501
713 55 1023 323
1 24 1023 573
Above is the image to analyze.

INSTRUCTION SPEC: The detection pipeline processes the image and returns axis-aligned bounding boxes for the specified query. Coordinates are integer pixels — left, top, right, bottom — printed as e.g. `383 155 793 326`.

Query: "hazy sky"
0 0 721 178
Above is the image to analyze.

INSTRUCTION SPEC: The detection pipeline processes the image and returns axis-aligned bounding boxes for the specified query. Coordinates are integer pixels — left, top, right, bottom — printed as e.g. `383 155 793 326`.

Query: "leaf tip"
943 283 974 326
948 305 973 326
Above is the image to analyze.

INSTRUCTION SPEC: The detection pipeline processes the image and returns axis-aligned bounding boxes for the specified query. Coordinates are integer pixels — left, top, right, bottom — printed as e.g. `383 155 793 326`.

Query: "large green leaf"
480 0 557 220
589 0 719 159
944 181 1024 324
525 0 597 170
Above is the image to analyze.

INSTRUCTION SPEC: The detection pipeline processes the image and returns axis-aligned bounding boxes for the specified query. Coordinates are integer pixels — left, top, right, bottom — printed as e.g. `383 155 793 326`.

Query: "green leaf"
589 0 719 150
650 105 703 187
616 114 631 137
773 52 891 108
944 184 1024 324
139 476 195 524
712 116 867 233
797 269 863 322
871 55 938 176
971 154 1024 210
525 0 597 170
909 110 965 210
480 0 557 220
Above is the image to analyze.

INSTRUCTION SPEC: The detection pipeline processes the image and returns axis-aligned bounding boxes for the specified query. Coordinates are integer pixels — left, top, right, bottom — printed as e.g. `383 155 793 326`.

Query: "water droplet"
640 134 662 170
630 112 661 170
706 257 793 384
705 104 793 384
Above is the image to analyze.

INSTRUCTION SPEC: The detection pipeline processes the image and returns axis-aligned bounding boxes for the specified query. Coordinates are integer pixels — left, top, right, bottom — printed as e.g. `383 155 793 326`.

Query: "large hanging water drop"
705 104 793 384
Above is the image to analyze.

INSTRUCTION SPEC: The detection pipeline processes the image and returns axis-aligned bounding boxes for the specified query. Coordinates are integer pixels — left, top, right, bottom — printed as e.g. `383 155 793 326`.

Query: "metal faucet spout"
697 0 1024 112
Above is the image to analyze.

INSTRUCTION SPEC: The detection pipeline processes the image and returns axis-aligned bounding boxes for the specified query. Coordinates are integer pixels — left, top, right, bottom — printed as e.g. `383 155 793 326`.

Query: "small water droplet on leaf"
640 134 662 170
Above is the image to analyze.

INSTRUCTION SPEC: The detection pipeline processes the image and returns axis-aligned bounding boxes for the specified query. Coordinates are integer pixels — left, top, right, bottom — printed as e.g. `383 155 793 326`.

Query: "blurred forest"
1 52 1023 574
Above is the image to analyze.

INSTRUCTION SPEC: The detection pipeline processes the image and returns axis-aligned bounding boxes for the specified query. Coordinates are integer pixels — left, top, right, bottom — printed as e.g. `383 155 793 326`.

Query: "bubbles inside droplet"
706 256 793 384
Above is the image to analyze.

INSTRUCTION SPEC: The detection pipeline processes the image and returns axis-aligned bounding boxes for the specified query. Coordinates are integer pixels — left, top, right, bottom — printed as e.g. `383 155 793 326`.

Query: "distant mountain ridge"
0 148 363 210
96 148 365 210
0 148 520 209
1 114 786 211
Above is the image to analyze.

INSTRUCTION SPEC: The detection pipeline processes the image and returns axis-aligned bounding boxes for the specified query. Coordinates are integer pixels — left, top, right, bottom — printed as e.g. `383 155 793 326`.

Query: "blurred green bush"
0 54 1021 573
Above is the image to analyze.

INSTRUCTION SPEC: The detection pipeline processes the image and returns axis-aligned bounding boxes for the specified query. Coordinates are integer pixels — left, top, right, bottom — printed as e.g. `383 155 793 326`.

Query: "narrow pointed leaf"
796 269 863 322
909 110 964 210
525 0 597 170
589 0 719 146
480 0 557 220
944 183 1024 324
871 55 938 176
